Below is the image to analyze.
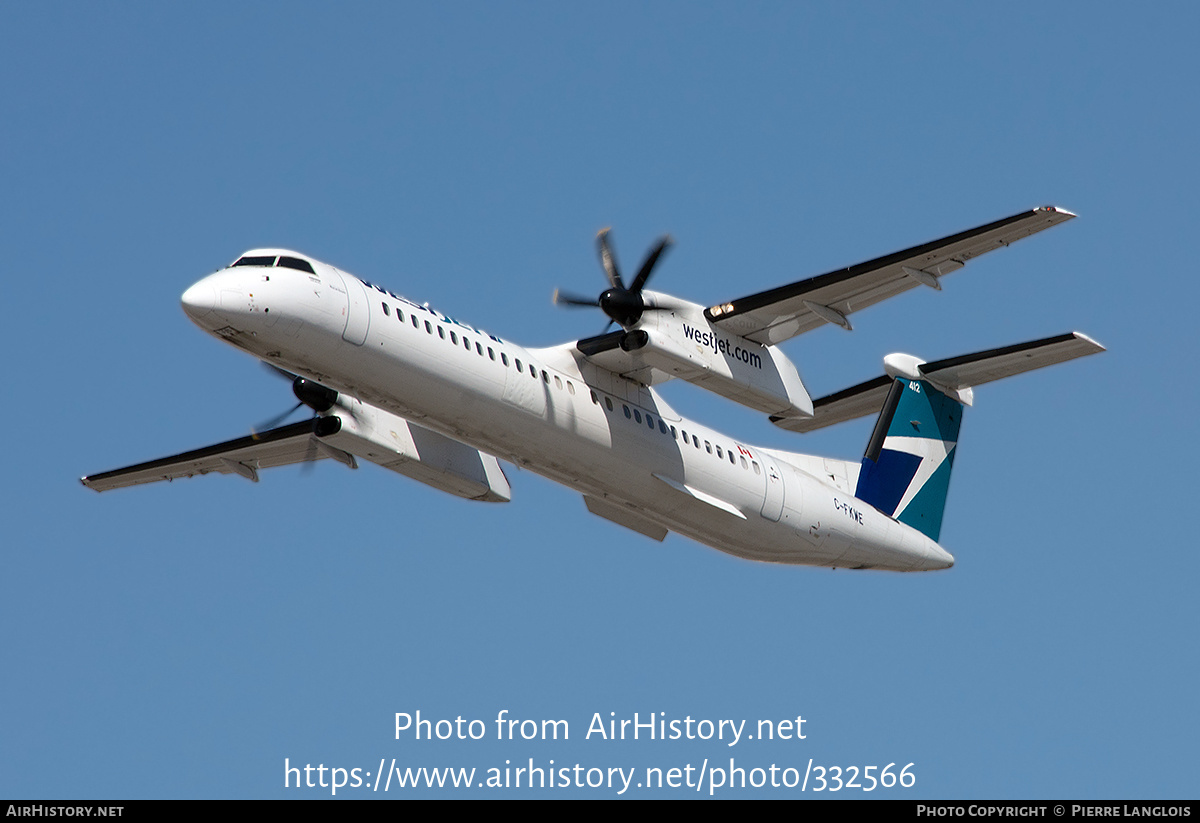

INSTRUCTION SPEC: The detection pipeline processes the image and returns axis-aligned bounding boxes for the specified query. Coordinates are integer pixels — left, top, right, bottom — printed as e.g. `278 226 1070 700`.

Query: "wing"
706 206 1075 345
82 404 511 502
775 332 1105 433
80 419 349 491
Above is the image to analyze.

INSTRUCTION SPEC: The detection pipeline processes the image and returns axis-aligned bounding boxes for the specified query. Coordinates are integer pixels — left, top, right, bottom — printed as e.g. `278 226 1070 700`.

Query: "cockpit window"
232 255 277 267
277 256 316 274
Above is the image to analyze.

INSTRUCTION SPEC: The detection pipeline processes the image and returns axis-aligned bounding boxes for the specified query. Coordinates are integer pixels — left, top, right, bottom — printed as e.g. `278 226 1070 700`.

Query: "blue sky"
3 2 1196 799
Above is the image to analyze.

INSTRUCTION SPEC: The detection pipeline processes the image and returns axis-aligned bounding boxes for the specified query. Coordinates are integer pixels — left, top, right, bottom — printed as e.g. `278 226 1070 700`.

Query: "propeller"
251 400 305 433
252 364 339 438
250 365 353 473
554 229 672 330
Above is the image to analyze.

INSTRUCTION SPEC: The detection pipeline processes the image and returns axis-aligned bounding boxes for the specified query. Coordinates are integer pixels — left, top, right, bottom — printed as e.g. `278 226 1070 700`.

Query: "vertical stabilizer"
855 378 962 541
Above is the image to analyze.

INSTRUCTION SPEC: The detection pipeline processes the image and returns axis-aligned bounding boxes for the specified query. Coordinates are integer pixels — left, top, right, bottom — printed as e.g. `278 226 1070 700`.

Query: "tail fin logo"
855 378 962 541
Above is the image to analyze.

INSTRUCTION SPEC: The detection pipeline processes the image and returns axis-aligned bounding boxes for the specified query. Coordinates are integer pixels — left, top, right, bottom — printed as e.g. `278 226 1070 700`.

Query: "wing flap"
707 207 1074 345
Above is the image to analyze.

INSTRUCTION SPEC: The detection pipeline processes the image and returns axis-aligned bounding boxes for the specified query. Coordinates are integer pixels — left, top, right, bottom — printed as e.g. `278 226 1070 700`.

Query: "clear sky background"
3 3 1196 799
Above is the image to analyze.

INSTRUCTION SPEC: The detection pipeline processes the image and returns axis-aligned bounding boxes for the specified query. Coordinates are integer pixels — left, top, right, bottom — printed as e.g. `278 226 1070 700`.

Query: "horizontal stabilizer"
917 332 1104 388
773 332 1104 433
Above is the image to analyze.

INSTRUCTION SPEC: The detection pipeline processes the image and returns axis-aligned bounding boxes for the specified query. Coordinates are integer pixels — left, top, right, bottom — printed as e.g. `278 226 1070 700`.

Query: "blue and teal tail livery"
855 378 962 541
780 332 1106 540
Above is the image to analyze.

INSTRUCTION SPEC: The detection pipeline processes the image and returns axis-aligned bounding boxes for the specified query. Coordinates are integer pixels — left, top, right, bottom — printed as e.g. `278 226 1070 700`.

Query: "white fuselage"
180 255 953 572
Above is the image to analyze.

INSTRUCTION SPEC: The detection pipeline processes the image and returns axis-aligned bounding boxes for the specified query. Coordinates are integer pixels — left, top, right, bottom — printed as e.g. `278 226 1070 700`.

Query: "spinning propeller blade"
553 230 673 330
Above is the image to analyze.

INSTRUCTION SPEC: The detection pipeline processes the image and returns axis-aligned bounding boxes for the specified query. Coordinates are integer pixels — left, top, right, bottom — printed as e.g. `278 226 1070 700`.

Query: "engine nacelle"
318 401 511 502
627 323 813 419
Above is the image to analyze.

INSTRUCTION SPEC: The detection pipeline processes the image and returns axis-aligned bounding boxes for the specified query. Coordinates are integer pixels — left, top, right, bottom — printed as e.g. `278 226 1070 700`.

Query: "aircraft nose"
181 277 217 322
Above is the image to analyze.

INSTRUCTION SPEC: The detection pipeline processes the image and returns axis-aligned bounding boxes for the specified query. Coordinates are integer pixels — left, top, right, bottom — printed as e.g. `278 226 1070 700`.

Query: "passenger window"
382 303 390 316
660 420 669 435
705 441 712 454
425 321 432 334
450 331 458 344
438 326 445 339
605 397 614 412
477 343 484 355
567 381 575 395
554 375 562 389
516 358 523 372
753 461 761 475
740 456 747 469
502 353 509 367
623 405 631 419
634 410 642 424
412 316 419 328
716 445 723 459
729 451 736 465
489 347 496 361
397 309 404 322
542 370 549 383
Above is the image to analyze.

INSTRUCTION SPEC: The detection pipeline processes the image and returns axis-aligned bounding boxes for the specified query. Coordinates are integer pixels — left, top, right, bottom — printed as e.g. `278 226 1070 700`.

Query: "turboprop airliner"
82 207 1103 571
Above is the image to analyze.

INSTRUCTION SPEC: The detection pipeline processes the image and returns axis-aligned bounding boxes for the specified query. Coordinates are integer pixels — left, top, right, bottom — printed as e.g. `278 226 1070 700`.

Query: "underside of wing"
83 402 512 502
81 420 337 491
707 206 1075 346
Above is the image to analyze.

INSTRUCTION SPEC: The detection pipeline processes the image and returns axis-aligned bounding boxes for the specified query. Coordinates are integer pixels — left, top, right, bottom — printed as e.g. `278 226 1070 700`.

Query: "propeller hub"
599 288 645 328
552 230 671 331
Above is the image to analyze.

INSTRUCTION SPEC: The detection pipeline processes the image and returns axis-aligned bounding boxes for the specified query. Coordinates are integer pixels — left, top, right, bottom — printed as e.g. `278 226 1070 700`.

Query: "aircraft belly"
339 369 893 564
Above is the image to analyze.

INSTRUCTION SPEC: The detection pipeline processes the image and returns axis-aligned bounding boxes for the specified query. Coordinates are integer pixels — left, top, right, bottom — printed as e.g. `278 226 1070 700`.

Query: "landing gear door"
332 268 370 345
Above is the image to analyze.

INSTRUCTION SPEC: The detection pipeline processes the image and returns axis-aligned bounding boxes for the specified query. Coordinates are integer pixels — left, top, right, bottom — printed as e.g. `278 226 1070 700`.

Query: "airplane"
82 206 1103 572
